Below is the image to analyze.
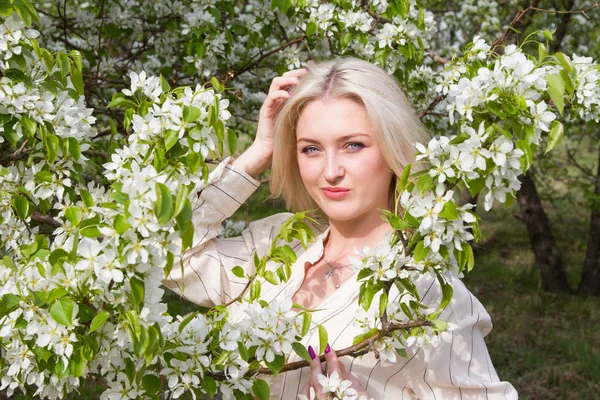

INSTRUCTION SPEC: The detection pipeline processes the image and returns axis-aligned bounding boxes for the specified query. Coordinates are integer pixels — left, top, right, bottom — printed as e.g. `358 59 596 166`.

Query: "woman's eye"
301 146 319 154
347 142 364 150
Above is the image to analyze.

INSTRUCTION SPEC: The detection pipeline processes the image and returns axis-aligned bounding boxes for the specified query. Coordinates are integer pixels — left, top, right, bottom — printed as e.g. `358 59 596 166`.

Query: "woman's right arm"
162 156 293 307
162 68 308 308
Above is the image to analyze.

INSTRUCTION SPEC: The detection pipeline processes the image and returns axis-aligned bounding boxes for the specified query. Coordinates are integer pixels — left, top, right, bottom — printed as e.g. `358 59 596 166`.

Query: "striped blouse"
163 157 519 399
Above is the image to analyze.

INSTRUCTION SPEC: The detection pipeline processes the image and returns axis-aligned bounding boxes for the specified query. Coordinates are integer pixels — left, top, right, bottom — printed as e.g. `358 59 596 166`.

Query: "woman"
163 58 518 399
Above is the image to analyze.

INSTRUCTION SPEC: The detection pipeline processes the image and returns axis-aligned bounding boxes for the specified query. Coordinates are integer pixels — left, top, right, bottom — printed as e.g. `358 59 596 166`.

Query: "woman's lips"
322 188 350 199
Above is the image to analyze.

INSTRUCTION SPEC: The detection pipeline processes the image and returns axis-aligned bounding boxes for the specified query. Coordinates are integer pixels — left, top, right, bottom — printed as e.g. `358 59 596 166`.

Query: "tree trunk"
517 171 572 293
578 147 600 295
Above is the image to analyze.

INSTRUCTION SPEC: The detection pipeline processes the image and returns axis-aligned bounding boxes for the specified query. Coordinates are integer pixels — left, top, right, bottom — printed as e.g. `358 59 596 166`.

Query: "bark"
578 147 600 295
517 171 572 293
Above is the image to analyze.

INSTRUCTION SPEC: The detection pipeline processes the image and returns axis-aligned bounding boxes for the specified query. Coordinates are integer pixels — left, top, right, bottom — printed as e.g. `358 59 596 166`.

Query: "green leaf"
80 189 94 208
20 115 36 135
546 74 565 95
142 374 161 395
65 206 82 227
202 376 217 397
44 133 59 163
164 129 178 151
232 266 245 278
352 327 379 345
70 67 84 95
59 53 71 79
467 177 486 198
292 342 312 363
318 324 328 355
252 379 270 400
47 287 67 304
263 270 279 285
173 186 190 218
154 182 173 225
546 75 565 115
178 311 199 334
515 140 533 172
431 271 454 315
114 214 130 234
183 105 201 123
13 195 31 220
492 123 512 139
359 283 377 311
89 311 110 333
413 241 429 263
70 50 82 70
456 243 475 274
227 129 238 155
545 120 564 154
130 277 145 312
0 294 20 318
210 76 222 93
543 29 553 41
379 292 388 317
306 21 317 37
301 312 312 336
397 164 411 193
1 256 16 272
537 43 547 61
266 354 285 376
555 52 572 74
439 201 459 220
50 297 75 326
249 280 261 302
160 75 170 92
417 173 434 195
68 137 81 161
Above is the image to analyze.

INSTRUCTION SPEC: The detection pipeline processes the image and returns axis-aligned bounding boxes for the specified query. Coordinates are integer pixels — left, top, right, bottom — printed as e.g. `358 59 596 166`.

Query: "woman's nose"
323 153 344 181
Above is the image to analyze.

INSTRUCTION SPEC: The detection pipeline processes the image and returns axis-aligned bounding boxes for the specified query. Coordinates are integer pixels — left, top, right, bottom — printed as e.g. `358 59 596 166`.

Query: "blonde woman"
164 58 518 399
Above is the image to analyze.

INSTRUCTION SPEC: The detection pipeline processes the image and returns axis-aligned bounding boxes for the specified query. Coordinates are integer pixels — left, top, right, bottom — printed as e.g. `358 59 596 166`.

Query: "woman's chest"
291 260 357 311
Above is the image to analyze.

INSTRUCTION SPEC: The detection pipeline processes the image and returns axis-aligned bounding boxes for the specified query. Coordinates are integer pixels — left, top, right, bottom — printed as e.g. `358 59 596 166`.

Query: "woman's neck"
324 213 394 259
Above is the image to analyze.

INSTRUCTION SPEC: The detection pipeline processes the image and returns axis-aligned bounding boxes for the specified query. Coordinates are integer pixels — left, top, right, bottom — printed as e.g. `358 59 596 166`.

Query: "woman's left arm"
409 279 519 400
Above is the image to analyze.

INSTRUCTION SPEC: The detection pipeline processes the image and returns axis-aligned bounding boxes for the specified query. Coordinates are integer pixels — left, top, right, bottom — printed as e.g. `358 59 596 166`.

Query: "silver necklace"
323 258 352 288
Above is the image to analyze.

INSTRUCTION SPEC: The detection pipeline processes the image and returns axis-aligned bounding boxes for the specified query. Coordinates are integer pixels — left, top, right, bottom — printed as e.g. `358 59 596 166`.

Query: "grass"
463 196 600 399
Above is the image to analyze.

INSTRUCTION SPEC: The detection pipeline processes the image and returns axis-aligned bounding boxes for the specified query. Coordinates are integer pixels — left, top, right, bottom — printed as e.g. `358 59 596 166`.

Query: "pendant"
335 283 340 289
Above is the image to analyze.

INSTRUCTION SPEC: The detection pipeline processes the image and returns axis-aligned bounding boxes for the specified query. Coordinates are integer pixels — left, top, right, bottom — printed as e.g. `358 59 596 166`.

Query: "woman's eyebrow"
296 133 370 144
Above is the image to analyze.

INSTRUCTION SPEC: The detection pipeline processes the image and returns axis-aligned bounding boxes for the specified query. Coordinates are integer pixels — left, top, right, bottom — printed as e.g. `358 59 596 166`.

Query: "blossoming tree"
1 0 599 399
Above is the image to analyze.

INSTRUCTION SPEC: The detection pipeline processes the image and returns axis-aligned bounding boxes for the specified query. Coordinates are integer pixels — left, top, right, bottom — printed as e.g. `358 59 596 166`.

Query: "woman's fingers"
282 68 309 78
307 345 325 399
269 76 301 93
324 343 343 376
260 89 290 115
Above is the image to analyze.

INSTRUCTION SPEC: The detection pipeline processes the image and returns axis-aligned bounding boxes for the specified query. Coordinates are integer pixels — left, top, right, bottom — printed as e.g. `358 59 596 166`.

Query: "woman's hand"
298 344 372 400
233 68 308 178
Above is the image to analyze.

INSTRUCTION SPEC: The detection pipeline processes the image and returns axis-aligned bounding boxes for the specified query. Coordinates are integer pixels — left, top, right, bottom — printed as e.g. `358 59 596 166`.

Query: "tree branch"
207 319 431 380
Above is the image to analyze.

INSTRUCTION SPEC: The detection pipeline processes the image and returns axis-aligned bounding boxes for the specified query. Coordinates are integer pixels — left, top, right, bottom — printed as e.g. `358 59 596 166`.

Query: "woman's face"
296 97 394 223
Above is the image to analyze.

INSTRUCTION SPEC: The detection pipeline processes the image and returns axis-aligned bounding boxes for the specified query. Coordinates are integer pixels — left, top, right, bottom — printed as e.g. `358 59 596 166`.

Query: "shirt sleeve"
162 156 294 307
408 277 519 400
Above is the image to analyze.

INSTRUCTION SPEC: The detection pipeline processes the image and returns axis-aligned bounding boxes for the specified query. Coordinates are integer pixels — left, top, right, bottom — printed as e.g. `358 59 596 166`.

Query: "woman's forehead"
296 98 374 141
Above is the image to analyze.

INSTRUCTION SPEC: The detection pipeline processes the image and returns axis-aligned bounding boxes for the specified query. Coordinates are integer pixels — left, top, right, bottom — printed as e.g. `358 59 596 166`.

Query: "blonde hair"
270 57 430 215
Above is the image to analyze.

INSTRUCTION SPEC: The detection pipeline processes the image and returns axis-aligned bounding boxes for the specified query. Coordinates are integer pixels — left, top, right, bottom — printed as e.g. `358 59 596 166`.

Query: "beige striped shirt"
163 157 518 399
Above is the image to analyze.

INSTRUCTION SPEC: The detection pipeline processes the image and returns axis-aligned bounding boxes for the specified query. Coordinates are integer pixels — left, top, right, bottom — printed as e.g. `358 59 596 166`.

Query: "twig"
530 2 599 19
84 149 109 158
418 95 445 119
491 1 600 50
230 37 307 80
13 139 29 157
31 212 60 228
426 50 450 65
95 0 106 79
